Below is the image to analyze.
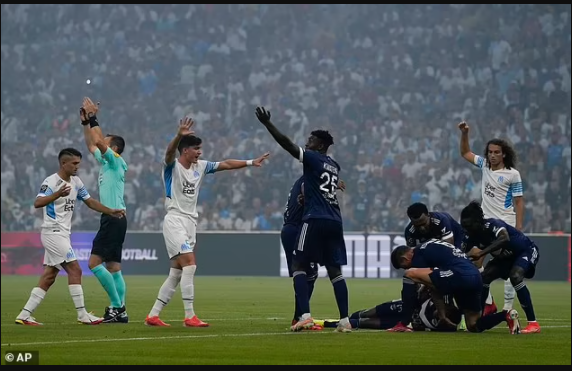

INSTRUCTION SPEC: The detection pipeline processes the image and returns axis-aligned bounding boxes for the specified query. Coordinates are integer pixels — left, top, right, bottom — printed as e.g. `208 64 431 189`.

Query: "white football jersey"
37 173 91 234
162 159 219 221
473 155 523 226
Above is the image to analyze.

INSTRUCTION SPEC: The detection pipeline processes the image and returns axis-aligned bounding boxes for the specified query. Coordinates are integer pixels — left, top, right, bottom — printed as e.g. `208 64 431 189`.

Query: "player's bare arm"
458 121 477 164
255 106 301 160
82 97 111 155
470 229 510 260
33 185 71 208
83 198 125 218
216 152 270 171
165 117 195 165
80 107 98 154
404 268 435 287
514 196 524 230
430 290 457 329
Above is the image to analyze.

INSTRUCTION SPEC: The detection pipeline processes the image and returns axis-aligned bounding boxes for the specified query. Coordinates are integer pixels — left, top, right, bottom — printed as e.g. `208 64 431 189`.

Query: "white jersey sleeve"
75 177 91 201
162 160 219 221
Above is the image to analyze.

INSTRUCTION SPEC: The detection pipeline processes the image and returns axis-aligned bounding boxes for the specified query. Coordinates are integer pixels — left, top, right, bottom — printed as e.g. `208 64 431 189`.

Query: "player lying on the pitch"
315 285 462 332
316 284 520 333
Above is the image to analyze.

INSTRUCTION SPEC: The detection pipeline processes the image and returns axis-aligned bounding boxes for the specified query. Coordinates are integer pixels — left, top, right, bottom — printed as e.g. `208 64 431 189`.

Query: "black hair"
311 130 334 150
178 135 202 153
107 134 126 155
484 139 517 169
391 245 411 270
58 148 82 161
407 202 429 219
460 201 484 222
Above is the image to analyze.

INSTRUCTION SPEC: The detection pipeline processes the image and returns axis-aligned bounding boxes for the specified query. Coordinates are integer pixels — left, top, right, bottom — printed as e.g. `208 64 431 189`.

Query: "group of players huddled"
280 120 541 335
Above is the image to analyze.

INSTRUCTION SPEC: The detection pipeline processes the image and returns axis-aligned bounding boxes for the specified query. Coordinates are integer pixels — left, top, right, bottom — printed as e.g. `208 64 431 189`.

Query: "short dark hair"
391 245 411 270
460 201 484 222
484 139 517 169
311 130 334 149
58 148 82 161
107 134 126 155
178 135 202 153
407 202 429 219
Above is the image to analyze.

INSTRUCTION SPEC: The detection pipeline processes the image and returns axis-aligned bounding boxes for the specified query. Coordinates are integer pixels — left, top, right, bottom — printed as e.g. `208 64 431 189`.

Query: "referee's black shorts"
91 214 128 263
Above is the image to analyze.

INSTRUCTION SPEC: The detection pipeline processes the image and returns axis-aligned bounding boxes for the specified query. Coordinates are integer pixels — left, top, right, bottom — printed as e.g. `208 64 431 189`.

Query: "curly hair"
484 138 517 169
460 201 484 222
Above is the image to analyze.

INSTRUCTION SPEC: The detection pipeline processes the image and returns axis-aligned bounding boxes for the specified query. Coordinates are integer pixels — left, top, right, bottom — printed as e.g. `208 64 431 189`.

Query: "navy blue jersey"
411 239 478 275
299 148 342 222
283 176 304 226
405 212 464 249
462 218 536 257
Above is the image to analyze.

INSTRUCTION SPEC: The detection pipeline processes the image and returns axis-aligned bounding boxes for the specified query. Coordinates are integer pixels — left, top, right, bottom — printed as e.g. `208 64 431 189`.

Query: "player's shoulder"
405 222 415 235
429 212 448 224
43 173 59 185
70 175 84 186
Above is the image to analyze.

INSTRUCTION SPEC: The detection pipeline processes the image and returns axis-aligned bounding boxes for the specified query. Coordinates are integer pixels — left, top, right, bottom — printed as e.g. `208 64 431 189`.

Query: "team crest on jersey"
182 180 196 195
193 171 200 178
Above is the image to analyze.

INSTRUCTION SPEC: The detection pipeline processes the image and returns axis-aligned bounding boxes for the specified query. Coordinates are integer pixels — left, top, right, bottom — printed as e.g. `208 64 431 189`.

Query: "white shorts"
163 214 197 259
41 232 77 270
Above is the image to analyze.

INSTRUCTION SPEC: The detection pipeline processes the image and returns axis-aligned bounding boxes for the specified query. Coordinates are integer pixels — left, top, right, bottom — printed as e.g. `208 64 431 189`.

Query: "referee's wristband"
89 115 99 128
246 160 254 166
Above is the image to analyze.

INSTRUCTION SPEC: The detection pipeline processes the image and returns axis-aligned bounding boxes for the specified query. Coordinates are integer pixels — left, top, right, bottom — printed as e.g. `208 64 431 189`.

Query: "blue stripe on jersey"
511 182 523 193
205 161 218 175
504 187 513 209
476 157 485 168
46 203 56 219
44 187 56 219
76 187 89 201
164 163 175 198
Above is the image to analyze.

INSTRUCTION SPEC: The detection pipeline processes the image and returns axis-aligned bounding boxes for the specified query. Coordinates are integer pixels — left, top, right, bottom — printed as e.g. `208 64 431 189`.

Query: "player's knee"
509 269 524 287
326 265 342 281
481 272 495 285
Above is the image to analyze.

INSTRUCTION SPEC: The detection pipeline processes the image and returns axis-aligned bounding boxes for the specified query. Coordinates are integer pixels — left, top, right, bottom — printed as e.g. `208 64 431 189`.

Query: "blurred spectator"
1 4 570 232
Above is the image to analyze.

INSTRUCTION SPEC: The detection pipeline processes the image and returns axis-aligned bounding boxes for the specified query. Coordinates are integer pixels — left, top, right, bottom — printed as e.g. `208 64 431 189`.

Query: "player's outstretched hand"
82 97 99 117
253 152 270 167
56 185 72 198
178 116 195 136
337 179 347 192
458 121 469 133
255 107 271 124
110 209 126 219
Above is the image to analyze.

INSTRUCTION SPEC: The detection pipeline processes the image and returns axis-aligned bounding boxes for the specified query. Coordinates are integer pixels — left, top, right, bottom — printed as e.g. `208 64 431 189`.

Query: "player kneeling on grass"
461 201 541 334
388 239 521 334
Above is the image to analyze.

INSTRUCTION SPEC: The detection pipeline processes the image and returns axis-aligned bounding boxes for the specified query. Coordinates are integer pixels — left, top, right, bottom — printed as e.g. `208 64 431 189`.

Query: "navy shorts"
487 244 539 280
281 223 319 278
293 219 347 267
429 269 483 313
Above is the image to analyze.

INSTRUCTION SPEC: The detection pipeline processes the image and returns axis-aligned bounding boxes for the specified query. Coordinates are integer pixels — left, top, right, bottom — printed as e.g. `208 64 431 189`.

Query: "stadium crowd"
1 4 570 233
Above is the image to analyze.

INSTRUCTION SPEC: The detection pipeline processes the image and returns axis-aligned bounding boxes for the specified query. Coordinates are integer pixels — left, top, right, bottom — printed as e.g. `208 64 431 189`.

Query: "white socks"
69 284 88 318
503 279 516 311
181 265 197 319
149 268 182 317
17 287 46 319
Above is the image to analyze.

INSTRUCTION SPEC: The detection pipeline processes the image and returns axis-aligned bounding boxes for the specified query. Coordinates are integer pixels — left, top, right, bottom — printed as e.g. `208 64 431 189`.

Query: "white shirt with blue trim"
473 155 523 226
162 159 219 221
37 173 91 235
